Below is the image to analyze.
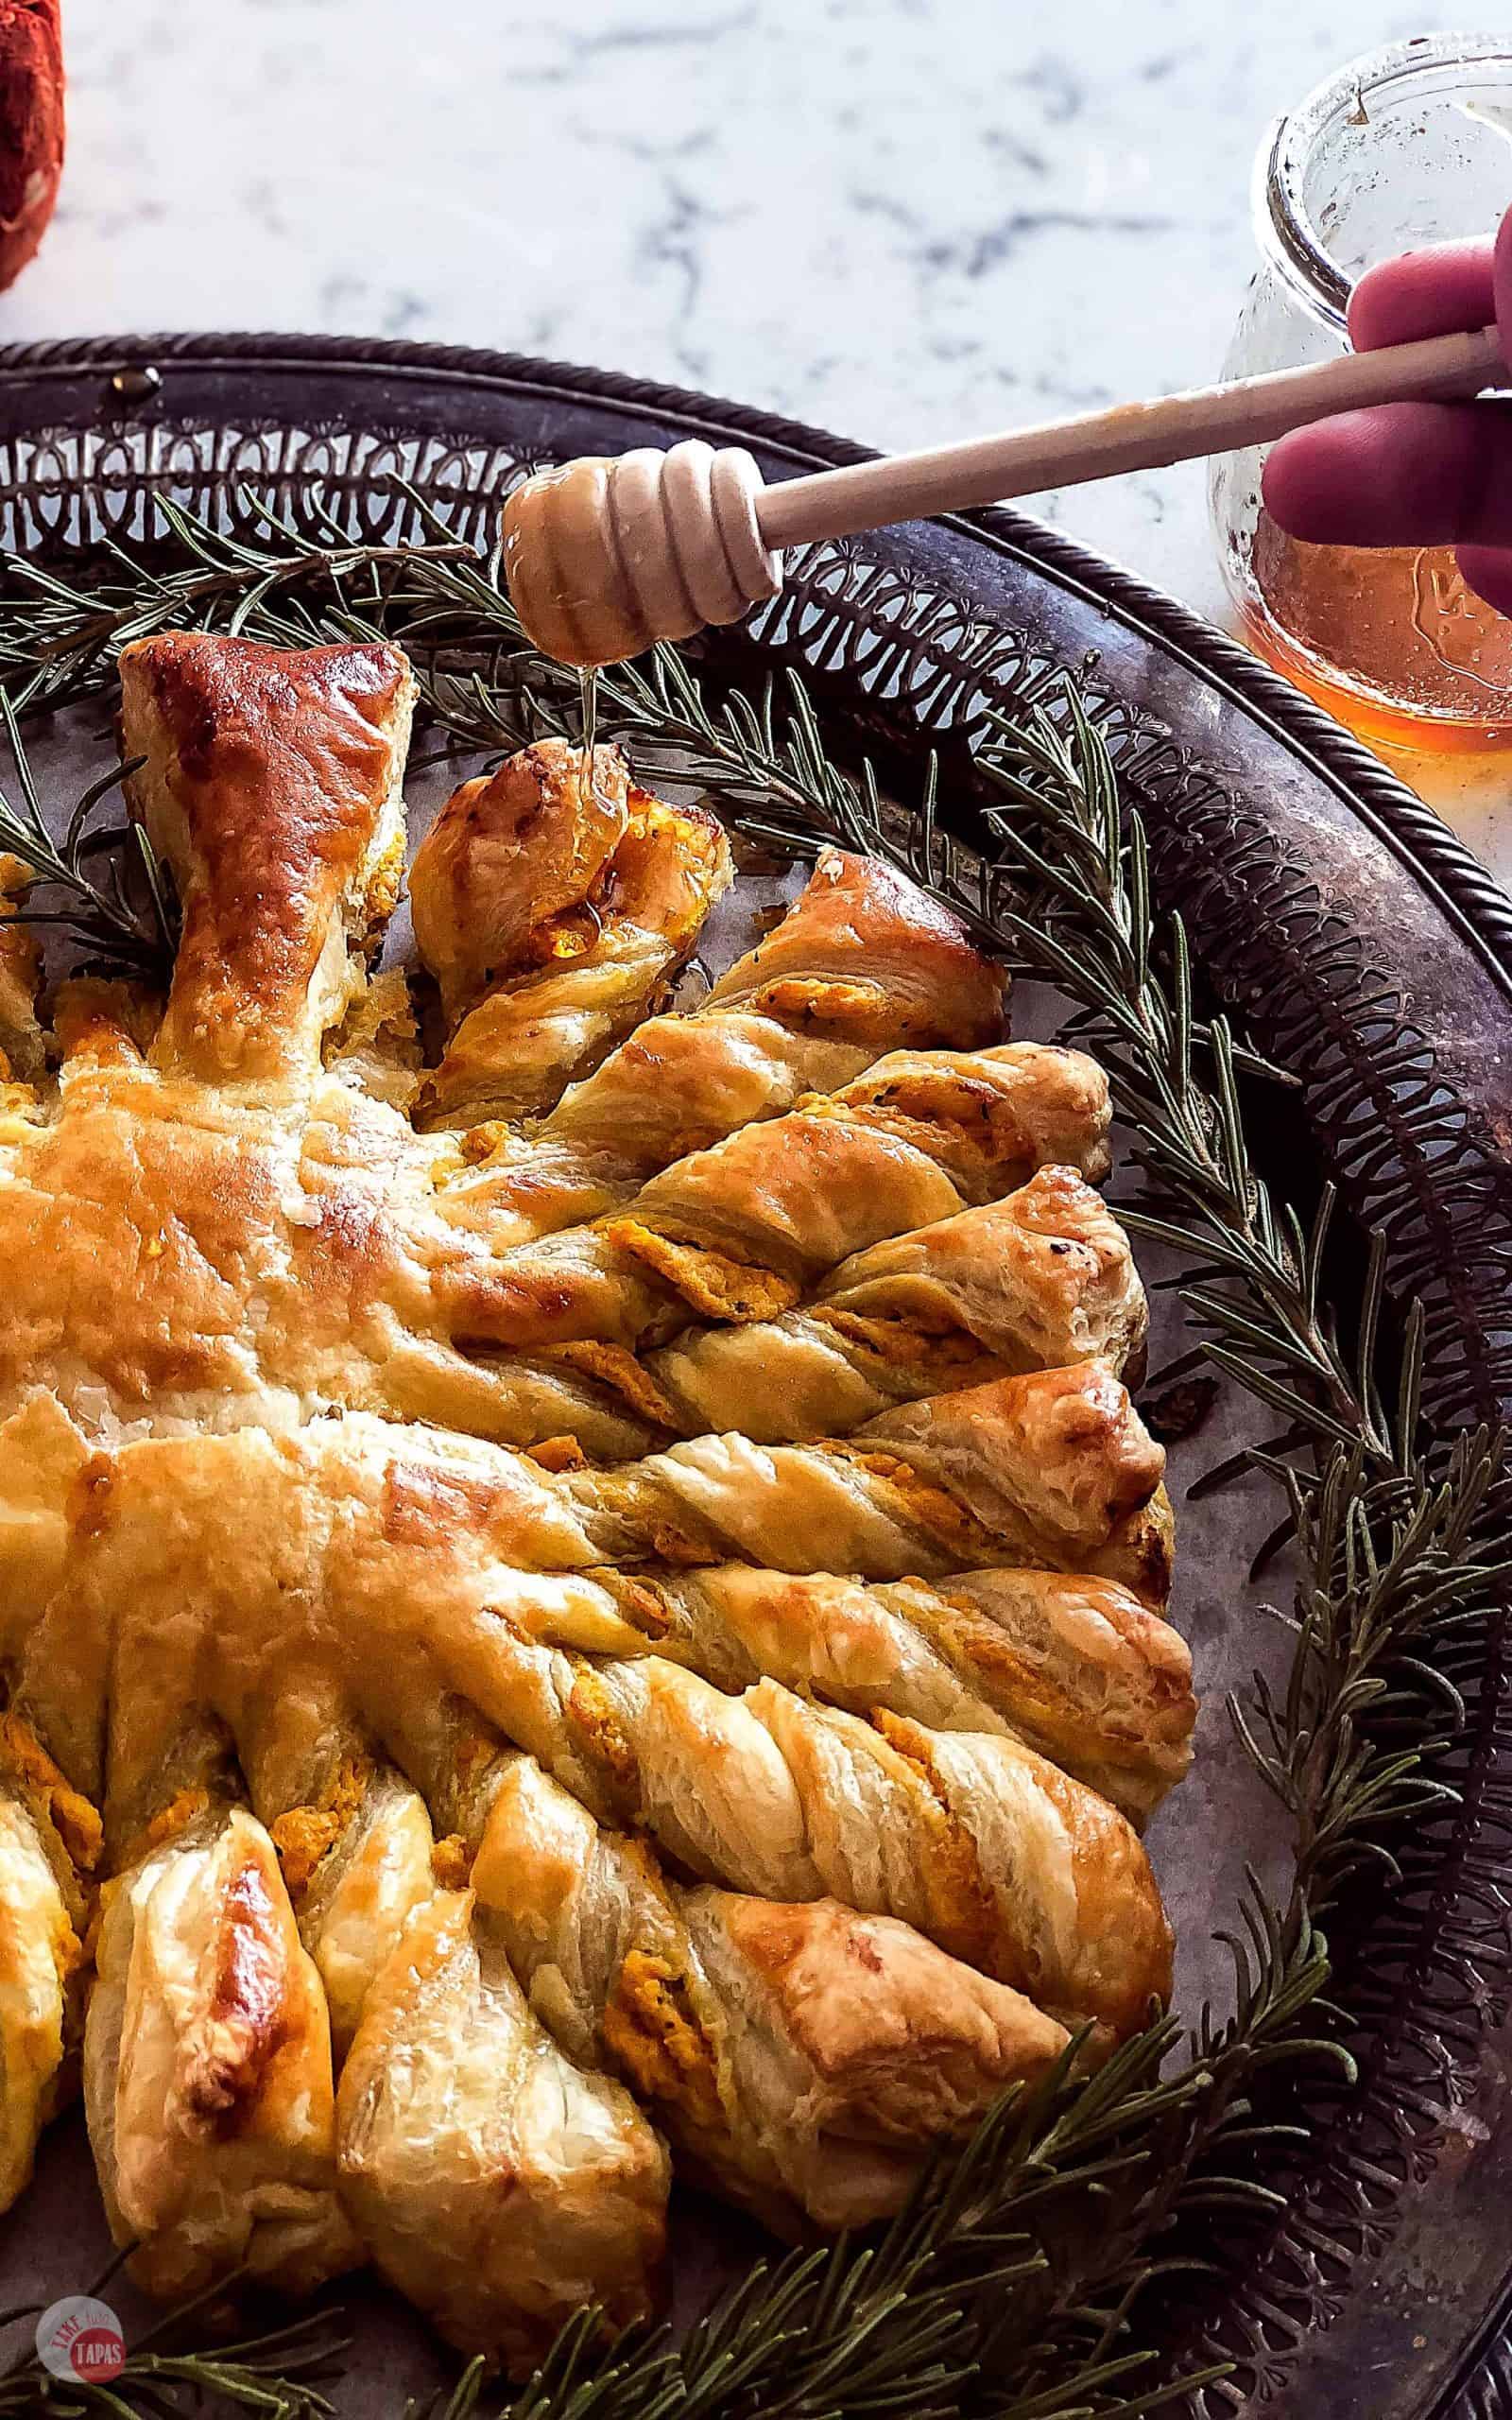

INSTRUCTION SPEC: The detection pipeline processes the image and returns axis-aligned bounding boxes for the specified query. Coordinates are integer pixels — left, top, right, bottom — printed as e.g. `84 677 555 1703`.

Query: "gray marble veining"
0 0 1466 614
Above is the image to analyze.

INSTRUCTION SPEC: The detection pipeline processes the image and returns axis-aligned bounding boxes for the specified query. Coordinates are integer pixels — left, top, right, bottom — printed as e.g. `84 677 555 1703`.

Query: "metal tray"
0 333 1508 2420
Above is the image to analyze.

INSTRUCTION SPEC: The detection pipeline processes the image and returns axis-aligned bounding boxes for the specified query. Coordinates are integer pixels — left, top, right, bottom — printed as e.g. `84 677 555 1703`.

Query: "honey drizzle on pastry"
579 662 600 784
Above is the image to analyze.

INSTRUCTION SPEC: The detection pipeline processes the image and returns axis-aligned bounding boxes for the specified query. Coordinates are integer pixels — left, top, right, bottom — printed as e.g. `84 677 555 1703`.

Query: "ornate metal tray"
0 333 1508 2420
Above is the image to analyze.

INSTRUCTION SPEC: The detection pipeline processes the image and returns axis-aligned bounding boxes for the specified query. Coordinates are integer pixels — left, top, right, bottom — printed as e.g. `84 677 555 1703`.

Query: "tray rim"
0 324 1507 1001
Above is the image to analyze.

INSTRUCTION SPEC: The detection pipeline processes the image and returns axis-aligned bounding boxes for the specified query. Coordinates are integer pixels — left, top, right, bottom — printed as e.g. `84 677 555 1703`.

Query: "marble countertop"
2 0 1507 868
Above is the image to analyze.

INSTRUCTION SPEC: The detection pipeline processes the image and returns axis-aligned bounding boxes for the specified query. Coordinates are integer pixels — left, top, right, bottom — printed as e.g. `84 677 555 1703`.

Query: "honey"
579 663 599 778
1244 508 1512 751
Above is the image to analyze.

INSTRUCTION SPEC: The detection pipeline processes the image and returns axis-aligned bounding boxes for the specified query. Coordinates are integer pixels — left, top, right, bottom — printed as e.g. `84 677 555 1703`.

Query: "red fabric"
0 0 63 289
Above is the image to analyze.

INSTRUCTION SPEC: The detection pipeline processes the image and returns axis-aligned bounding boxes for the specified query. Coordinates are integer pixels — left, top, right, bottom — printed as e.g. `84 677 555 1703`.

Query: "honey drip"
1246 508 1512 750
579 665 599 786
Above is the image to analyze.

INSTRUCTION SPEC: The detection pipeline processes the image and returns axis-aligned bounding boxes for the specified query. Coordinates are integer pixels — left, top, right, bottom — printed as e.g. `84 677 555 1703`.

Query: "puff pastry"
0 1783 80 2208
599 1562 1194 1826
433 830 1016 1243
336 1888 670 2362
577 1364 1173 1604
473 1160 1148 1458
410 742 733 1125
84 1790 359 2300
463 1754 1073 2235
445 1046 1114 1367
6 1410 1168 2038
0 631 1194 2367
0 667 1023 1455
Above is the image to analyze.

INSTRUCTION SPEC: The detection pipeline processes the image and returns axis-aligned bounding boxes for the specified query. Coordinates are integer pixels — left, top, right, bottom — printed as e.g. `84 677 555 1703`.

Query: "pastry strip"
433 841 1015 1247
410 741 733 1125
436 1163 1145 1458
438 1047 1113 1364
472 1753 1070 2234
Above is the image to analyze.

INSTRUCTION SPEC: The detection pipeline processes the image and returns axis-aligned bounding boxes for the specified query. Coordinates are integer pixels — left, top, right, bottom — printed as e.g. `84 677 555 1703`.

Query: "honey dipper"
501 322 1505 667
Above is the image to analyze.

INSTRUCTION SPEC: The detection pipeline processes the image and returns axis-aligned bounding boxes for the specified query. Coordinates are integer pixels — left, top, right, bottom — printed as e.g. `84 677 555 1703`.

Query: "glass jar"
1211 34 1512 750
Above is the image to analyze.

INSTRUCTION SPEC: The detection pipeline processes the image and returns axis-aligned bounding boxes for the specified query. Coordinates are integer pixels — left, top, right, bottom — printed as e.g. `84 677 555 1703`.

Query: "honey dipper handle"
755 323 1506 550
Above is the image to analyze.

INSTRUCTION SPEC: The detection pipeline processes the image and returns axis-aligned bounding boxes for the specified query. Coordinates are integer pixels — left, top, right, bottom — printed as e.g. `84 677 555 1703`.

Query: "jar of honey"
1211 34 1512 750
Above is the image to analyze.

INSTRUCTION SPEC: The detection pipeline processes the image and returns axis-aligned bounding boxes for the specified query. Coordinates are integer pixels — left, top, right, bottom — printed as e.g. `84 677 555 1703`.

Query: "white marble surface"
1 0 1508 860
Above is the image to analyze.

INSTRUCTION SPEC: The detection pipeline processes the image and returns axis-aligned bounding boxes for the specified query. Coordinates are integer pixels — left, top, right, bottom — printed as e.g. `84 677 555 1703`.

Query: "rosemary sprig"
0 697 173 977
0 502 473 717
409 2025 1218 2420
0 2296 342 2417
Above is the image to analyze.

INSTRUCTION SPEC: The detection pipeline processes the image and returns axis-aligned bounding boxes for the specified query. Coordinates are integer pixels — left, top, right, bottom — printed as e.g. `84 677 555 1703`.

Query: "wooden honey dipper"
502 322 1506 667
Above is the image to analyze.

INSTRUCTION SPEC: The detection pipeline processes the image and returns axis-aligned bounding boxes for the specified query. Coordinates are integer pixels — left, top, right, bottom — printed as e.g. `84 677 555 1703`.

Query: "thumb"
1495 203 1512 368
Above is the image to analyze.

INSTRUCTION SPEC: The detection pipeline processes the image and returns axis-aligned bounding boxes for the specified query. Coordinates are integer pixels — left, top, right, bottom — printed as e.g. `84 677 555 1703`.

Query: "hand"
1263 205 1512 617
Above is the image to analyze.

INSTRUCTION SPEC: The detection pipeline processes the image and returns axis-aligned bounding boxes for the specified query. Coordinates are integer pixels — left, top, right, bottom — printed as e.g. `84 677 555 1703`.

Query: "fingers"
1454 542 1512 618
1263 205 1512 555
1346 236 1497 350
1263 400 1512 547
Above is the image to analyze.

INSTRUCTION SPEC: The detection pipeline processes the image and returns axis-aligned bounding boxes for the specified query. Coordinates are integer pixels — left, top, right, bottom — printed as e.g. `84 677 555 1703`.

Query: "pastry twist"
335 1887 669 2362
431 835 1012 1239
81 1739 360 2301
121 631 416 1089
320 1578 1169 2032
596 1559 1194 1826
568 1363 1173 1605
453 1744 1072 2235
410 740 733 1125
438 1047 1116 1378
0 1712 94 2208
432 1161 1145 1459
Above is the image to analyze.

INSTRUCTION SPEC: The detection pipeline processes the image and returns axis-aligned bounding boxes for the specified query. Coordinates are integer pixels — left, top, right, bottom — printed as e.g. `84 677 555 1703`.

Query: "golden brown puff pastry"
93 1357 1167 1605
573 1362 1172 1605
411 742 733 1125
438 1047 1113 1364
34 1395 1182 1831
0 1697 99 2204
0 1375 1170 2343
323 965 425 1110
237 1694 439 2062
83 1792 359 2300
81 1503 665 2354
411 739 634 1020
120 632 416 1088
0 1789 81 2210
9 1361 1163 1630
0 977 634 1456
463 1754 1071 2236
596 1561 1194 1826
29 1403 1188 1827
0 633 1191 2365
336 1889 669 2365
703 844 1005 1050
17 1408 1169 2031
0 699 1008 1459
320 1580 1170 2032
34 1407 1084 2285
513 1163 1146 1457
430 842 1010 1248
